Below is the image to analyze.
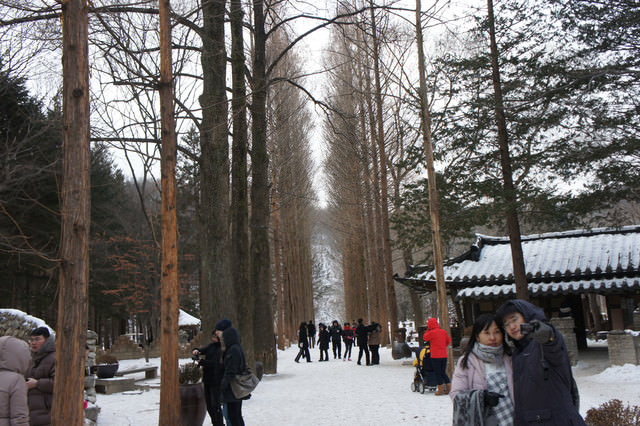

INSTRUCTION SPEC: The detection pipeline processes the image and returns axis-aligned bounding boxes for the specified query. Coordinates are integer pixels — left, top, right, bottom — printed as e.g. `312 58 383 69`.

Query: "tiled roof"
411 225 640 285
455 278 640 301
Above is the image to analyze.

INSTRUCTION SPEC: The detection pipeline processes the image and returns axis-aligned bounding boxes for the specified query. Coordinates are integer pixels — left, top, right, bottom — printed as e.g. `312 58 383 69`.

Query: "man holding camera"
496 299 585 425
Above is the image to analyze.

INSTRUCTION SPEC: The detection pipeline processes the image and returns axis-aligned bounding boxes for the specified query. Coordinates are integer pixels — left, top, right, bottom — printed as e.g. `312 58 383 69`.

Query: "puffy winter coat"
368 324 382 346
298 325 309 349
0 336 31 426
27 337 55 426
220 327 248 403
422 318 451 359
355 323 371 346
502 299 585 426
342 327 354 344
196 341 224 387
328 324 342 342
317 329 330 350
449 350 514 402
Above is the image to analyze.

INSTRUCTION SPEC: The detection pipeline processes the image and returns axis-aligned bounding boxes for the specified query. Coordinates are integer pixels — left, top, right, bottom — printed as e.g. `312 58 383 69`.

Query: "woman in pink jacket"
0 336 31 426
450 314 514 426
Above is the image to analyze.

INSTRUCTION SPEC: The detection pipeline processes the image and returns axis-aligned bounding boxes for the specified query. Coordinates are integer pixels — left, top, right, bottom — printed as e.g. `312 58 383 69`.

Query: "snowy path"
96 346 640 425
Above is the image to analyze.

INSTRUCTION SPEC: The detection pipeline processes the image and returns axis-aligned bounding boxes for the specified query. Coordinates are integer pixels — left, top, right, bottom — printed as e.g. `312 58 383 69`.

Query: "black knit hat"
215 318 232 332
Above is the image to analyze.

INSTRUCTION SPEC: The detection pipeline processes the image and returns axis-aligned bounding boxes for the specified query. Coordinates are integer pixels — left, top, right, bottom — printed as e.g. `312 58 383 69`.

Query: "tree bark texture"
52 0 90 424
199 0 234 333
250 0 277 373
486 0 528 300
158 0 180 423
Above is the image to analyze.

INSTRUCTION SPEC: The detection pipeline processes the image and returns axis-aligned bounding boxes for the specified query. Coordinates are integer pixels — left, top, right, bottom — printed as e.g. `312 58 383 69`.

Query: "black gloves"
522 319 554 344
483 390 504 408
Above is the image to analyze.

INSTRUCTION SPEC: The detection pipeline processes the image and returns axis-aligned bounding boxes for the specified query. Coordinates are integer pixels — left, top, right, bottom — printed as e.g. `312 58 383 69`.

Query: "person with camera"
496 299 585 426
192 319 230 426
450 314 514 425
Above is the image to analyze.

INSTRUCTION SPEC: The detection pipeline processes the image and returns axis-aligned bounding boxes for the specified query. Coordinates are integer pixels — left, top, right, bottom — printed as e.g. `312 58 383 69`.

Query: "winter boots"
435 384 450 395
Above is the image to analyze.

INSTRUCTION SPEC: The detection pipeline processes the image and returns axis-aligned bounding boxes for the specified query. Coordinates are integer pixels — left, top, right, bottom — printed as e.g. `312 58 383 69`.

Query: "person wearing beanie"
496 299 585 426
193 329 225 426
27 327 55 426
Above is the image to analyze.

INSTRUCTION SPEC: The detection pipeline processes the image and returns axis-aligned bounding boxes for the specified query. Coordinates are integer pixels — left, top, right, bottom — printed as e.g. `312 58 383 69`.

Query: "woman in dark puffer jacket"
220 327 248 426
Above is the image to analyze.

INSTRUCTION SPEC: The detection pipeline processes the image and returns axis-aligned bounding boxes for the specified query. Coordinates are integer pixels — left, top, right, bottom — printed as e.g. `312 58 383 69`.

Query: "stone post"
551 317 578 366
607 330 640 366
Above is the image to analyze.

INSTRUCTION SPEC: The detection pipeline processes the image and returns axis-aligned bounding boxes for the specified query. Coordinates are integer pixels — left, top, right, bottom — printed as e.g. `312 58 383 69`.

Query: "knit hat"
215 318 232 332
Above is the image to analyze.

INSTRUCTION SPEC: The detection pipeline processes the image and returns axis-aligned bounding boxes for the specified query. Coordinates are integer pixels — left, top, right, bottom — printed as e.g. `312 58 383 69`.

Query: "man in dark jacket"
26 327 55 426
355 318 371 366
193 319 230 426
328 320 343 359
220 327 248 426
496 299 586 426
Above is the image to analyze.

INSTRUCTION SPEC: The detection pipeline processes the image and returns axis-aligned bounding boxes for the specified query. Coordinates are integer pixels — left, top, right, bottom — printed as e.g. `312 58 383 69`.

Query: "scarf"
472 342 504 365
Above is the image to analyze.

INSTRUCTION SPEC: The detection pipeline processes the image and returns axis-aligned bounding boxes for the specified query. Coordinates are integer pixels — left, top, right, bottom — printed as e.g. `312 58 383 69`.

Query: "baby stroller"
411 343 438 393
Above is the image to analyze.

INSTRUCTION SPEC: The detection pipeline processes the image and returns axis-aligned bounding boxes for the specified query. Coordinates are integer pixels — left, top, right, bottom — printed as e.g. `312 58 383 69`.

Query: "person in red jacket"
422 317 451 395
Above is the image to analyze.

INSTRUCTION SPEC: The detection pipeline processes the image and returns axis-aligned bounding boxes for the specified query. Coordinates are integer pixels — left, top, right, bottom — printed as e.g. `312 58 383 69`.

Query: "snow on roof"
455 278 640 301
414 225 640 284
179 309 200 327
0 308 54 334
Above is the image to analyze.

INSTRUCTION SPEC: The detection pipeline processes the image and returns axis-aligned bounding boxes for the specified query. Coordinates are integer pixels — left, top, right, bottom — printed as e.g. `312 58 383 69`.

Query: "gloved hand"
483 390 504 408
528 319 554 344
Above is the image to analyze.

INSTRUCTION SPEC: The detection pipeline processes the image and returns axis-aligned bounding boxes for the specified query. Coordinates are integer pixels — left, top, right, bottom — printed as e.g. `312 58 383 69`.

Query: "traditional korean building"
395 225 640 349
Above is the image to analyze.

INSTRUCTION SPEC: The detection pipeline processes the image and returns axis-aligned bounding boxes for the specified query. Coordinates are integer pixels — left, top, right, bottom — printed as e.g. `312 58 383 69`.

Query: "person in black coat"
307 320 316 348
295 322 312 363
355 318 372 365
220 327 249 426
193 326 226 426
328 320 343 359
317 323 330 361
496 299 586 426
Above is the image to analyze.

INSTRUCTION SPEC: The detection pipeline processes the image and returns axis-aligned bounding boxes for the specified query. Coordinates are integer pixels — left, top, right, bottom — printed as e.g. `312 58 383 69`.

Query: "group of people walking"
192 318 249 426
448 299 586 425
295 318 383 366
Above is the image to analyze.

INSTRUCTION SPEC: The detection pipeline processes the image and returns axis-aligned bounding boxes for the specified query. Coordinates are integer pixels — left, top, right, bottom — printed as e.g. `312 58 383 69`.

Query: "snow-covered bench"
115 366 158 380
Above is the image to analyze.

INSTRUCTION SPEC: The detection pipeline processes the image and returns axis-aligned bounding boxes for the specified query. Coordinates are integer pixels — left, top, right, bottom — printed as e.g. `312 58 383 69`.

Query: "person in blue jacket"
496 299 585 426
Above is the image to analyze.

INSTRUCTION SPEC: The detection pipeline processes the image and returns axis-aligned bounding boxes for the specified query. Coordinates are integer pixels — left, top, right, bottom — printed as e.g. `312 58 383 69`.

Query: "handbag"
230 367 260 399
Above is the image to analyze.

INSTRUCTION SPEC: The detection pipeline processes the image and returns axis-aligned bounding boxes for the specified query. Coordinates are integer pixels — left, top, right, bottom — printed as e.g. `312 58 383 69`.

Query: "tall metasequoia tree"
158 0 180 423
368 1 397 342
415 0 453 377
486 0 528 300
250 0 277 373
199 0 235 333
51 0 90 423
230 0 254 368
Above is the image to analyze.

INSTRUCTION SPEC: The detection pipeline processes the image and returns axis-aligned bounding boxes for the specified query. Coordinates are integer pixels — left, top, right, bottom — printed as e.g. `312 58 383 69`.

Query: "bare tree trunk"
415 0 453 378
486 0 528 300
52 0 90 423
369 3 397 342
199 0 234 334
158 0 180 423
251 0 276 373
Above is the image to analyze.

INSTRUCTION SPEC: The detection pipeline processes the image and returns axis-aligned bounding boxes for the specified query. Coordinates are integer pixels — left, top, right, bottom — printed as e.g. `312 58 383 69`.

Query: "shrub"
95 353 118 365
179 362 202 385
585 399 640 426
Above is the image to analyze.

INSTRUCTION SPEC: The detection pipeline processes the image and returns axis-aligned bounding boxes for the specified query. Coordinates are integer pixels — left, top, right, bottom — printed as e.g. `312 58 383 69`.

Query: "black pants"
431 357 450 385
204 382 224 426
319 348 329 361
332 339 342 358
357 344 370 365
226 400 244 426
369 344 380 365
344 341 353 358
295 346 311 362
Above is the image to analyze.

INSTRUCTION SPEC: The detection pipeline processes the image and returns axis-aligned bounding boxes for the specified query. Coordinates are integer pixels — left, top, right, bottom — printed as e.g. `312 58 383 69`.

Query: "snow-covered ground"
96 345 640 425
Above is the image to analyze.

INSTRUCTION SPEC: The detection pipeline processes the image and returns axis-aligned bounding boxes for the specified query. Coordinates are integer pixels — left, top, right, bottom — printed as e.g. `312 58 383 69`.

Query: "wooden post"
414 0 454 378
158 0 180 423
52 0 90 424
